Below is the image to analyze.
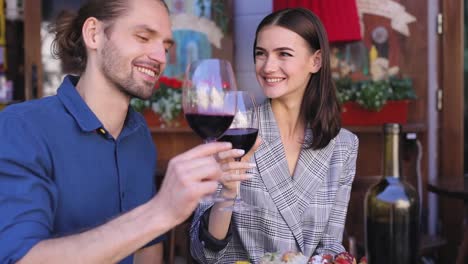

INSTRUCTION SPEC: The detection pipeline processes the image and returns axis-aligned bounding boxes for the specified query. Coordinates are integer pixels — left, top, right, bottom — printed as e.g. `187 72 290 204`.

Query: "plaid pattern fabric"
190 100 359 264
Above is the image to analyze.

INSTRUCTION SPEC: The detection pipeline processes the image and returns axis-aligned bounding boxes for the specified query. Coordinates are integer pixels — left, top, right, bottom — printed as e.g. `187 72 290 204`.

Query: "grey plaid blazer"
190 100 359 264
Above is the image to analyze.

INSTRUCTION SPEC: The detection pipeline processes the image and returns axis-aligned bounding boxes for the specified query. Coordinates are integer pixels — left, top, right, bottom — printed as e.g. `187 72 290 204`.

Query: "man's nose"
148 43 167 64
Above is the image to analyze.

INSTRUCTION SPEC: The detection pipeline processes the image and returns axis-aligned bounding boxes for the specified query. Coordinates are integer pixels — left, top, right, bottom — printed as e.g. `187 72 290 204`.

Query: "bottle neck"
383 132 401 178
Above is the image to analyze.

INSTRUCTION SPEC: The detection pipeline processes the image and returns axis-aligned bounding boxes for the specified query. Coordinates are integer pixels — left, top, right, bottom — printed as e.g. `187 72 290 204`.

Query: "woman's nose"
263 57 278 73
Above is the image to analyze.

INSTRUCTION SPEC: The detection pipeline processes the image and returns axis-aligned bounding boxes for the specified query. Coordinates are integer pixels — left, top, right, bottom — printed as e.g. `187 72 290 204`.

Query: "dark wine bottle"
364 123 420 264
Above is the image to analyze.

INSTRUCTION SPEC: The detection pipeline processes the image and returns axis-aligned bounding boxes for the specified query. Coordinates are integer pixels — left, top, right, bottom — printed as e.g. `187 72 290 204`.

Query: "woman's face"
254 25 321 102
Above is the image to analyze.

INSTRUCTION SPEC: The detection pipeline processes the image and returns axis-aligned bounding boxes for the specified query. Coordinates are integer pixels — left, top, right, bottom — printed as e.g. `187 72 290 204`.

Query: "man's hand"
152 142 232 225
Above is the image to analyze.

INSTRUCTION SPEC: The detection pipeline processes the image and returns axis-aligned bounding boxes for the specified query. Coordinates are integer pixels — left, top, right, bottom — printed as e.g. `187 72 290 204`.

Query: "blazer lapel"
255 101 305 251
293 129 336 216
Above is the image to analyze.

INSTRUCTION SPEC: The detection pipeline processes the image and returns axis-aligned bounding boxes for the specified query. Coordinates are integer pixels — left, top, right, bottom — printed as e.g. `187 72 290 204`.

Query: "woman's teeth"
265 78 283 83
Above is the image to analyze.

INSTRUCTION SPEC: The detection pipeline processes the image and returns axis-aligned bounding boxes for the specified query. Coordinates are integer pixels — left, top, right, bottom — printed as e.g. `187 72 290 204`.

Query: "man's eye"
137 35 149 42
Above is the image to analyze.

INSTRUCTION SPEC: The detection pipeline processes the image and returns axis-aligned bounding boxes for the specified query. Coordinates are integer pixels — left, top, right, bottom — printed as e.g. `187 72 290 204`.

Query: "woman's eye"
280 52 292 57
254 51 265 56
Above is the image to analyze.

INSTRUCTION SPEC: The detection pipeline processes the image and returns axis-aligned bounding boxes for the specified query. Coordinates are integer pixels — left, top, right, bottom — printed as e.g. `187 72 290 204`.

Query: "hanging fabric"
273 0 362 43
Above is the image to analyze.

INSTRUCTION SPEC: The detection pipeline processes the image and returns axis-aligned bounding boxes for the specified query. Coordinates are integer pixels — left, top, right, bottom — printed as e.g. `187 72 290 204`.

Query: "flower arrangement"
335 76 416 111
130 76 184 127
331 47 417 112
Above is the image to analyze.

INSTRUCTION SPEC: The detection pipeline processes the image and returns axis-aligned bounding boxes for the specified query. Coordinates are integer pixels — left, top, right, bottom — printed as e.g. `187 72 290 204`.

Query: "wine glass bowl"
183 59 237 142
219 92 259 160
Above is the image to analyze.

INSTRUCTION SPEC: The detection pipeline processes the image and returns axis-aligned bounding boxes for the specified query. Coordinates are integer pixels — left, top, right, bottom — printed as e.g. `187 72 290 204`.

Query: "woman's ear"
81 17 102 50
309 50 322 73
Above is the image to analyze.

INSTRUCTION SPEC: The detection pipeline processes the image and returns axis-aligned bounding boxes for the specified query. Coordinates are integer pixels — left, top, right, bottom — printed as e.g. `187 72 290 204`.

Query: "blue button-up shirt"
0 76 164 264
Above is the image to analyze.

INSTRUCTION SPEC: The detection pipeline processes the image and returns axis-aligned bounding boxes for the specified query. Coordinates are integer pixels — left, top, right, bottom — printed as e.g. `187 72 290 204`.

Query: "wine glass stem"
234 157 241 201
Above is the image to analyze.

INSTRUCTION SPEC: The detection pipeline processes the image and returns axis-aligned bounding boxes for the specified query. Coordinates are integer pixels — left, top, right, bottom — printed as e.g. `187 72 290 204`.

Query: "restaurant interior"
0 0 466 263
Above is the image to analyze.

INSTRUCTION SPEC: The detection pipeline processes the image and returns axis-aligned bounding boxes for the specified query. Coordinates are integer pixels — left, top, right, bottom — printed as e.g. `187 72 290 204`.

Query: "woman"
190 8 359 264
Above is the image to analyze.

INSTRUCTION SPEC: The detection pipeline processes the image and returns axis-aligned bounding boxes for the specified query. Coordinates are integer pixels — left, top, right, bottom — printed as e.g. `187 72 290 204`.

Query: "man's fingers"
176 142 232 161
173 156 218 172
169 158 222 182
217 149 245 161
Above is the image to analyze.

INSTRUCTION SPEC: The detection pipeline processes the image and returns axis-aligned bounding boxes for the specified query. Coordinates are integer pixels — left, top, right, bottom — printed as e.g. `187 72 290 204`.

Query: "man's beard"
101 40 156 100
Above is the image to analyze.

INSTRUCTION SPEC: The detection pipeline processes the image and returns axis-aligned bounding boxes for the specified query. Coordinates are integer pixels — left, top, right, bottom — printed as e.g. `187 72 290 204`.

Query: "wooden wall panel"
151 129 202 173
439 0 465 262
23 0 43 99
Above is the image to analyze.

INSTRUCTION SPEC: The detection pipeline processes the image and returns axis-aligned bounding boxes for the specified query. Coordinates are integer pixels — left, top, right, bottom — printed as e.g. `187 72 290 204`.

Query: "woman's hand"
216 137 262 196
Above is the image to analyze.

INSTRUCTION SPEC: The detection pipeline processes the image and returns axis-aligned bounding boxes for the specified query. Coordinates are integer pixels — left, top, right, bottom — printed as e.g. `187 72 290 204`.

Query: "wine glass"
183 59 237 143
218 91 259 212
182 59 237 202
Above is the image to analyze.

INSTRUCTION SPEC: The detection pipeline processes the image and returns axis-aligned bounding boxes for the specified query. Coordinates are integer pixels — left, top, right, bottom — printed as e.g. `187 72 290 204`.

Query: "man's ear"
309 50 322 74
81 17 103 50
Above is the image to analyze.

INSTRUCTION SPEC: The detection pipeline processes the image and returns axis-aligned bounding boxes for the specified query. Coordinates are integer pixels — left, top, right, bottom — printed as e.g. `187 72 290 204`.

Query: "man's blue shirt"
0 76 163 263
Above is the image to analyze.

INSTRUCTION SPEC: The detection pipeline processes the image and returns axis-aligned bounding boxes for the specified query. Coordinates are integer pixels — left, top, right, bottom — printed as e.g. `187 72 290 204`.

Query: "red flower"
334 252 356 264
154 81 160 90
168 78 182 89
155 76 183 89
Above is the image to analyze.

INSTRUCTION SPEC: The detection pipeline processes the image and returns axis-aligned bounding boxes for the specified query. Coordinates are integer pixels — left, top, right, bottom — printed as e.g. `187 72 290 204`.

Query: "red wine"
219 128 258 156
366 218 419 264
185 113 234 141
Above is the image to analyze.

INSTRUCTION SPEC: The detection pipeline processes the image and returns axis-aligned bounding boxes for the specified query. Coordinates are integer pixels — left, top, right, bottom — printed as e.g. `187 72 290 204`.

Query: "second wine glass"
218 91 259 212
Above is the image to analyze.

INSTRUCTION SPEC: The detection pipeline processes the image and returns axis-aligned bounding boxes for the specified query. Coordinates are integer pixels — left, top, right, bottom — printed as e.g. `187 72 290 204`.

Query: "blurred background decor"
163 0 231 78
335 76 416 126
128 0 233 131
131 76 186 128
331 46 416 126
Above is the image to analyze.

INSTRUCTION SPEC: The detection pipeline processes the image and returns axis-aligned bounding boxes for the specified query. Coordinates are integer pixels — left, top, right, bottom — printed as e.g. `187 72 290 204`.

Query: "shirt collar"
57 75 102 132
57 75 144 135
120 106 144 139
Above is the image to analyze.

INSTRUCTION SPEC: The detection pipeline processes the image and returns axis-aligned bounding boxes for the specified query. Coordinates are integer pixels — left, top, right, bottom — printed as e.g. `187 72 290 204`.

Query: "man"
0 0 249 263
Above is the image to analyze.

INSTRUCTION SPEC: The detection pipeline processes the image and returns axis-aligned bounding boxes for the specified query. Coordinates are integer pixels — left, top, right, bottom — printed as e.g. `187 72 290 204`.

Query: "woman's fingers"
221 161 256 172
220 172 254 183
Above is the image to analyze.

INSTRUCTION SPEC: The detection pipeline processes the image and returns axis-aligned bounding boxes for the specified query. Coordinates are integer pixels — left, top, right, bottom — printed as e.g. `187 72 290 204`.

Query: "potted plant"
131 76 186 128
335 76 416 126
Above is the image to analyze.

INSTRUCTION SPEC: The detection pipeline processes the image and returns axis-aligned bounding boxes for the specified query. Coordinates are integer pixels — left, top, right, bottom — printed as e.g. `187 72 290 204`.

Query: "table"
427 176 468 264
